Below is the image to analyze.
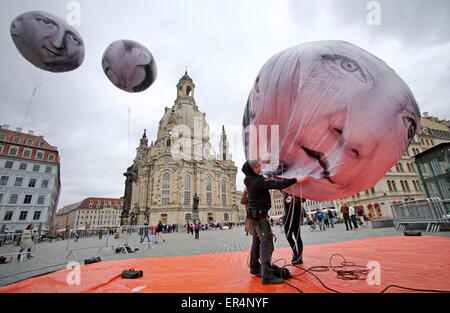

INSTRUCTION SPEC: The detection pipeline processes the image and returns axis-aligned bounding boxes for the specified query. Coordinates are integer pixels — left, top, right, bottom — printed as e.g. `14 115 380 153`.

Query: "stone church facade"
121 71 238 227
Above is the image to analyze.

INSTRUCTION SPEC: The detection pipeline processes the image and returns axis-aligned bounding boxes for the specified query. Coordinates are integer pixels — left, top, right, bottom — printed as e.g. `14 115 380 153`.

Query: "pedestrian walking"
17 224 34 260
340 202 353 231
315 209 326 231
242 160 298 285
324 211 329 228
140 220 151 243
156 220 166 243
349 205 359 229
328 209 336 228
194 220 200 239
357 206 368 228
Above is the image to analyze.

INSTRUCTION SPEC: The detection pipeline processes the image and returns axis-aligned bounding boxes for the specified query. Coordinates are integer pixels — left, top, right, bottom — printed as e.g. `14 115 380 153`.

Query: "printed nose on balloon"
50 28 66 49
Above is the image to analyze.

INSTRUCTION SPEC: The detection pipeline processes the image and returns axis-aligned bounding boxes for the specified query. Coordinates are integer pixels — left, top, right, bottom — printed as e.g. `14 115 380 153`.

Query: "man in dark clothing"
242 160 298 285
283 193 306 265
340 202 353 231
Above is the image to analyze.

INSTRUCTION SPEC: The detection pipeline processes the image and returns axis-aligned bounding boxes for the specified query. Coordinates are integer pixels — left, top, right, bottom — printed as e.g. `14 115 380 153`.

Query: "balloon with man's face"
243 40 420 201
102 40 157 93
10 11 85 72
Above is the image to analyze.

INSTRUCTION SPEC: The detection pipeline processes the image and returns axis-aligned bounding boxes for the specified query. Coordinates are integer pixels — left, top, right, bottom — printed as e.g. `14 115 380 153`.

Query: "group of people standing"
312 208 337 231
186 220 201 239
340 202 368 230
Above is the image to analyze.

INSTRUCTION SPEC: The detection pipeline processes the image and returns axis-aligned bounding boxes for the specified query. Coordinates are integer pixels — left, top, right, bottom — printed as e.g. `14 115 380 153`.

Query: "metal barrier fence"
391 198 450 232
65 225 156 258
0 231 40 262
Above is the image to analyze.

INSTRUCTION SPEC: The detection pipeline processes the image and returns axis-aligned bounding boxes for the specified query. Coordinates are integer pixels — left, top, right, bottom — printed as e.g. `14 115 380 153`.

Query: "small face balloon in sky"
102 40 157 93
10 10 85 72
243 40 420 201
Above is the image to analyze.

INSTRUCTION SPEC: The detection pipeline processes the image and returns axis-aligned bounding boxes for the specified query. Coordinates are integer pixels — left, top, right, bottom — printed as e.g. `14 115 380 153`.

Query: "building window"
8 194 18 204
185 213 192 223
184 191 190 205
37 195 45 205
224 213 229 221
0 145 3 154
28 178 36 187
0 133 6 141
184 175 191 205
162 190 170 205
32 165 40 172
4 160 13 169
24 195 32 204
36 151 44 160
221 180 227 206
26 139 33 145
8 146 19 156
206 176 212 206
0 193 3 204
12 136 20 143
41 180 49 188
3 211 13 221
33 211 41 220
162 172 170 189
19 162 27 170
0 176 8 186
19 211 28 220
163 156 170 164
14 177 23 187
38 141 44 148
22 149 32 158
48 154 55 161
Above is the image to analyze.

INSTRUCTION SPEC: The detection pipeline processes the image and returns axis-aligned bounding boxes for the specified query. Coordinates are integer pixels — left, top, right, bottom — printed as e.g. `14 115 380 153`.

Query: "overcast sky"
1 0 449 209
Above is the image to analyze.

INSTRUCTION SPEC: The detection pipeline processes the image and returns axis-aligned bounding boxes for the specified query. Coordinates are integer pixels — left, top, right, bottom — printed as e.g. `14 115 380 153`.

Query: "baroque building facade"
121 71 238 227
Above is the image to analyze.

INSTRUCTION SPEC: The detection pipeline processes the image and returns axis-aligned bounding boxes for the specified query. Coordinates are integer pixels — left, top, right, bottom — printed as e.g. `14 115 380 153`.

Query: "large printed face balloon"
102 40 157 92
10 11 85 72
243 41 420 201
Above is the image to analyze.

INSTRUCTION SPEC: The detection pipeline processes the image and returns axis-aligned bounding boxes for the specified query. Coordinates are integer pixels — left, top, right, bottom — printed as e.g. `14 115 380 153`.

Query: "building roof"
0 125 60 164
57 201 83 215
79 197 124 209
414 142 450 159
57 197 124 215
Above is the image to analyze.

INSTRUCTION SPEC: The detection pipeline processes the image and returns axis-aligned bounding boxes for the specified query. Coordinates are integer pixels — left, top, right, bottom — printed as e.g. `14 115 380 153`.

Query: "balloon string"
127 99 131 166
21 86 38 128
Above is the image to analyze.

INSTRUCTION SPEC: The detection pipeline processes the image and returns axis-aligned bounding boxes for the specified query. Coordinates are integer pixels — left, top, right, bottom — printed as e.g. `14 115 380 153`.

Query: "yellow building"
122 71 238 227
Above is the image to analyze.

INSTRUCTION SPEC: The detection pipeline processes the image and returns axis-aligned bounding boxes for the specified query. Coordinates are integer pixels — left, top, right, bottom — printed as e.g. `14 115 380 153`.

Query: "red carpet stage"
1 236 449 293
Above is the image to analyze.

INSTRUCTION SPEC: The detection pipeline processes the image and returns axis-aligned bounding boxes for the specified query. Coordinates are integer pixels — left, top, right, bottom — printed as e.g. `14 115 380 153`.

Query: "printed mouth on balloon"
302 146 335 184
42 46 63 57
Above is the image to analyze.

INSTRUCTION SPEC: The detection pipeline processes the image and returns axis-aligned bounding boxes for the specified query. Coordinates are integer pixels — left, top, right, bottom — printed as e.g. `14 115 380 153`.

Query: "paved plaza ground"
1 222 449 288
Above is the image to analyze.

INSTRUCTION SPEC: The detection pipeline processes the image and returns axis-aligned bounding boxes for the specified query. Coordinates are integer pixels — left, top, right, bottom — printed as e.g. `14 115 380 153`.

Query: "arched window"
387 180 392 192
163 173 170 189
162 173 170 205
392 180 397 191
184 175 191 205
400 180 406 191
206 176 212 206
224 213 229 222
221 180 227 206
186 86 192 96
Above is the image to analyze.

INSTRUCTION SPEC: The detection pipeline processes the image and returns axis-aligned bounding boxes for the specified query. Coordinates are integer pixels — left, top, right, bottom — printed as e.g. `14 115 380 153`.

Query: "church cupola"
176 68 196 107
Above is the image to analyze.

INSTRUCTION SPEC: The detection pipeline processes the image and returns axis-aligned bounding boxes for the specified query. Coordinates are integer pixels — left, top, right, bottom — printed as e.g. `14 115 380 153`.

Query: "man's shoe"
250 269 262 278
292 257 303 265
262 276 283 285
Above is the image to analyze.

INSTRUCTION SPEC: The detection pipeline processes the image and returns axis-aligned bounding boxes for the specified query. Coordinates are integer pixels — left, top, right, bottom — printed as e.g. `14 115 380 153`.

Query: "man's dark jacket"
242 161 297 216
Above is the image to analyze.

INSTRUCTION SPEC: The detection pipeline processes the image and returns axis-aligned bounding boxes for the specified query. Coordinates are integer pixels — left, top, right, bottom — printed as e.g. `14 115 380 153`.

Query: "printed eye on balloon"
243 40 421 201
